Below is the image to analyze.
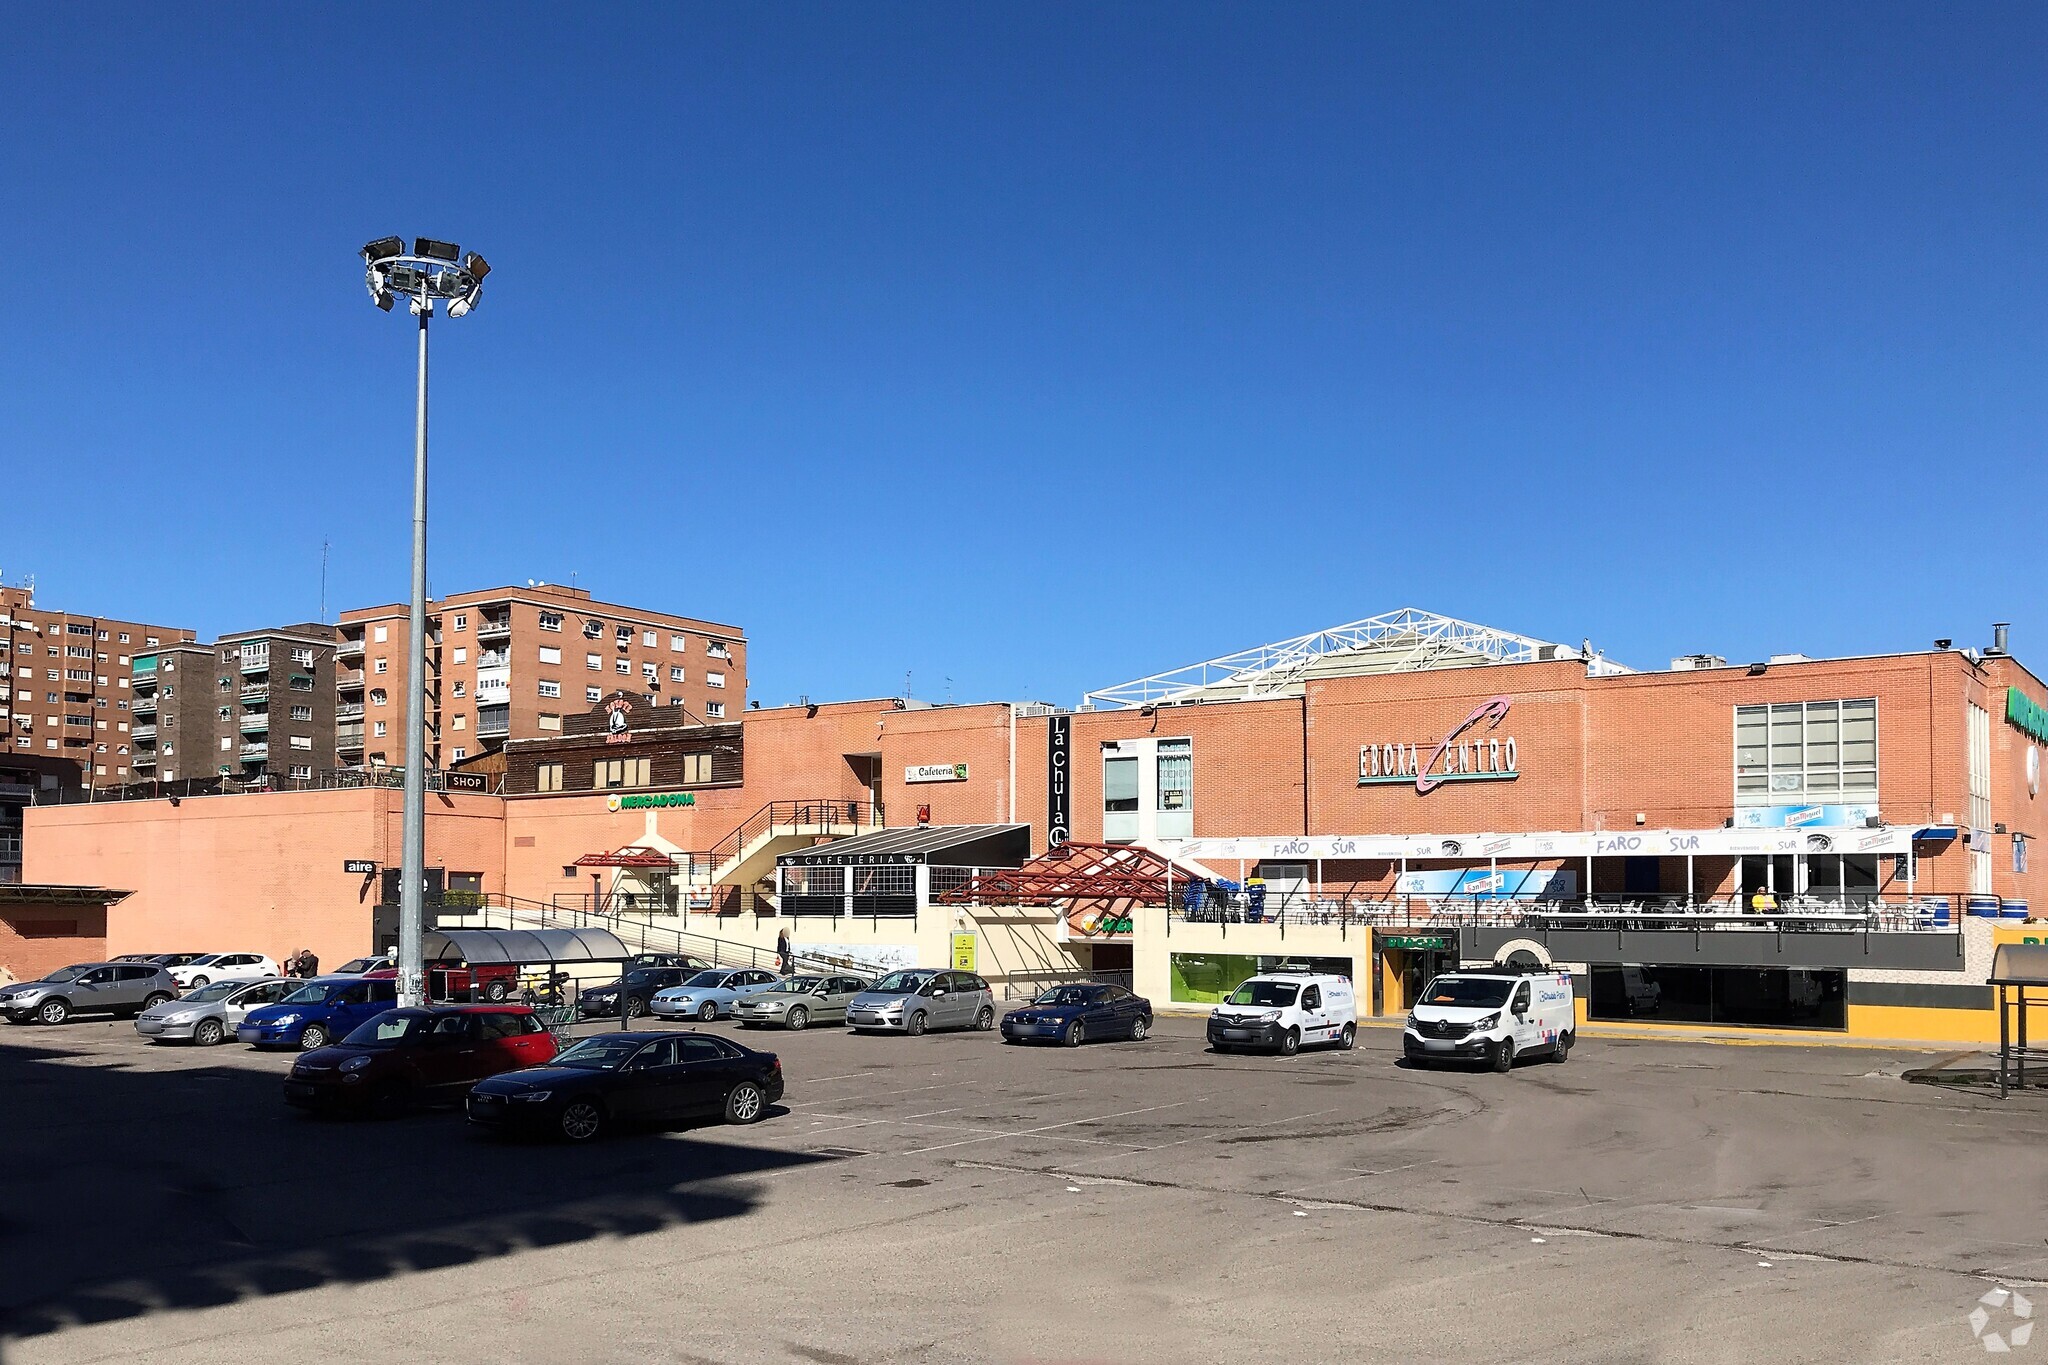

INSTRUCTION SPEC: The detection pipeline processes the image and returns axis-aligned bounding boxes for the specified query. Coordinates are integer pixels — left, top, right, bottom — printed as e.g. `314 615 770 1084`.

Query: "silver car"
0 962 179 1025
731 975 870 1031
845 969 995 1035
134 976 296 1045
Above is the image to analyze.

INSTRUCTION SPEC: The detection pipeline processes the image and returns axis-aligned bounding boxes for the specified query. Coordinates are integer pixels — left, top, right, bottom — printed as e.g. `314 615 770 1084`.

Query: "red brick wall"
0 905 108 981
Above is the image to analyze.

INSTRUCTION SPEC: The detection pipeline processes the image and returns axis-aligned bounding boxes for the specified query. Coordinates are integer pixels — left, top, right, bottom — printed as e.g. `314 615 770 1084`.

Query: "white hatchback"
169 953 281 990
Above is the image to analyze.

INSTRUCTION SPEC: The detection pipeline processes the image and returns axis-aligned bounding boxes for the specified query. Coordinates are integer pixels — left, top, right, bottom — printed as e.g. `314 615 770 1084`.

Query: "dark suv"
0 962 179 1025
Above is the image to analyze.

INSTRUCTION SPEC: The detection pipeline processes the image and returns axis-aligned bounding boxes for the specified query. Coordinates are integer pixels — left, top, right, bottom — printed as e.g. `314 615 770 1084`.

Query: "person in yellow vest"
1749 886 1777 915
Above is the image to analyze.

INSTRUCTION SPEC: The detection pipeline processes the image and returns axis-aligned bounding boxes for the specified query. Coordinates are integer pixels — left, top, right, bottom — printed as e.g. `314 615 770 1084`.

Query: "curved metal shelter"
1991 942 2048 1099
421 927 632 966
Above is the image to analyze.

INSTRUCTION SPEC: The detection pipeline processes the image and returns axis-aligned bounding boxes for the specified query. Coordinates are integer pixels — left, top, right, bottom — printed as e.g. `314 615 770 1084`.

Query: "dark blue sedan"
1000 983 1152 1046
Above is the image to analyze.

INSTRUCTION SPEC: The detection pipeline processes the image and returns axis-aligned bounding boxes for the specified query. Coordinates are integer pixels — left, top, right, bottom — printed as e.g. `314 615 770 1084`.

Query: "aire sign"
906 763 969 784
1360 696 1519 794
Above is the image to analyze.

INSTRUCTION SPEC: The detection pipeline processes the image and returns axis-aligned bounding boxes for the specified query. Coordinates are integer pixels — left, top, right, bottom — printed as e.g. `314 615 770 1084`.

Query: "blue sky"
4 6 2043 706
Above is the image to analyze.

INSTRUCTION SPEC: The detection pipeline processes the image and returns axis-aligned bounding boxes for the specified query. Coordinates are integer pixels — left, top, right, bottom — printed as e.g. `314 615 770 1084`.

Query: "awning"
776 823 1031 868
1913 826 1960 842
1991 943 2048 987
420 927 632 966
0 884 134 908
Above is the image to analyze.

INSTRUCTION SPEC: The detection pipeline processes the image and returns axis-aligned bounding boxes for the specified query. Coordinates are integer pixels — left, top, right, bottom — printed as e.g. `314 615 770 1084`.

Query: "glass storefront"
1588 965 1847 1029
1168 952 1354 1004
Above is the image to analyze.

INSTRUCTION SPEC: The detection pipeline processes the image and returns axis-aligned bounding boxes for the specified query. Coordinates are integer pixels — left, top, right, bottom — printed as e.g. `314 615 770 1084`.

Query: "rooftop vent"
1669 654 1727 672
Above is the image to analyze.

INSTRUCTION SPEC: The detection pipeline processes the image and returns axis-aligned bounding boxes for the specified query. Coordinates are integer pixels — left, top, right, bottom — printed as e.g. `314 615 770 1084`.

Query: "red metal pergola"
573 846 680 869
934 841 1203 908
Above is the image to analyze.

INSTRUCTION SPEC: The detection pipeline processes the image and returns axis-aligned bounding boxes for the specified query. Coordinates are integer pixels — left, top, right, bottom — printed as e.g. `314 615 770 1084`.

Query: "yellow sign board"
950 931 978 973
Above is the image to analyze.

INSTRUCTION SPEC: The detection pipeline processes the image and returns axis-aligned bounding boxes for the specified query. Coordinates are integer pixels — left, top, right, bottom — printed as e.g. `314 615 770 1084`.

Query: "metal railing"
32 765 481 803
449 893 839 976
337 702 365 719
696 798 878 874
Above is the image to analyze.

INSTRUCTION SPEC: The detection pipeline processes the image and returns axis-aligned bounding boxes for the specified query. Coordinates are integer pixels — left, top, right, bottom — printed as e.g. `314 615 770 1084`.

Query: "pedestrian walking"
776 927 794 976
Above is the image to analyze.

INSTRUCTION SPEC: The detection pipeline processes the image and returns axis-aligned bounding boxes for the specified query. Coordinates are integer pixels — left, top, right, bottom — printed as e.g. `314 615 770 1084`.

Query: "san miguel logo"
1359 695 1519 793
604 697 632 744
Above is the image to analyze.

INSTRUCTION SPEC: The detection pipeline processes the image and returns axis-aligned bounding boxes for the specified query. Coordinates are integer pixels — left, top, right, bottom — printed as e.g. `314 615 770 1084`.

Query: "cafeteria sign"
606 791 697 811
906 763 969 784
1360 696 1519 793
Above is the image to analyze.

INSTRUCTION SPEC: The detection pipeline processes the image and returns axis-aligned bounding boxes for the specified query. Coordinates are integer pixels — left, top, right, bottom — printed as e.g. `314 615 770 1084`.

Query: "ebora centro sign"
1360 696 1519 793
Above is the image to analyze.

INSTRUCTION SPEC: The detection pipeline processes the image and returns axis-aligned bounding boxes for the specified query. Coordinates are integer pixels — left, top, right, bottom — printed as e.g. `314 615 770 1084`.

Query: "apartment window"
643 662 658 680
452 680 465 698
374 658 390 674
290 705 311 721
67 623 91 636
706 671 725 689
65 645 91 658
538 646 562 665
146 636 159 647
289 765 312 780
452 647 467 665
670 634 687 652
289 647 314 666
539 612 563 632
538 712 562 731
374 625 388 643
643 630 657 647
450 748 466 762
616 626 633 645
584 653 602 670
1734 700 1877 803
538 679 561 698
598 757 651 789
289 735 312 750
370 689 387 706
706 702 725 718
45 738 57 750
616 659 631 675
452 614 466 632
374 721 388 738
220 737 233 751
118 633 129 644
708 639 731 659
117 700 127 710
669 666 685 682
218 706 231 721
680 753 713 785
537 762 565 792
452 714 467 731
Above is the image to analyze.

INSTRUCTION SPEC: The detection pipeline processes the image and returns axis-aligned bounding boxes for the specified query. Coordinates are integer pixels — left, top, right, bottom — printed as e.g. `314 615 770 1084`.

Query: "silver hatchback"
135 976 296 1045
845 969 995 1035
731 975 870 1030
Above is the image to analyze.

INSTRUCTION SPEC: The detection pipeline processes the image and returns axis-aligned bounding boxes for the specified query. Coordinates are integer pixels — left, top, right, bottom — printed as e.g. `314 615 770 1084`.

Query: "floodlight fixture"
361 236 405 264
464 252 491 282
414 237 460 262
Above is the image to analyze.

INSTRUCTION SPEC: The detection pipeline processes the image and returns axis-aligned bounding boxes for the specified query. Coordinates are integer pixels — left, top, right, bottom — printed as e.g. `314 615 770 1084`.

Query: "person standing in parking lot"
293 948 320 978
776 928 794 975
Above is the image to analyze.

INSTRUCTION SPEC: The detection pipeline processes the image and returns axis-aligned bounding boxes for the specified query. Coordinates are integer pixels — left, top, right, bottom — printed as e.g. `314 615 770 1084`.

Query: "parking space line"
1277 1158 1442 1196
900 1100 1193 1155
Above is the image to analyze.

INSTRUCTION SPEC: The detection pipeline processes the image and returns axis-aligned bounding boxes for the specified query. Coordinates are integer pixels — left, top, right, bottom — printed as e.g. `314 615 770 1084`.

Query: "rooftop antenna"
319 539 329 622
946 676 954 705
904 669 912 701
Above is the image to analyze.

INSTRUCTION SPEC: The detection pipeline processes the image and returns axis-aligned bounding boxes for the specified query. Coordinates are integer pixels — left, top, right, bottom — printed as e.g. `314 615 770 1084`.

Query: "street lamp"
360 234 490 1009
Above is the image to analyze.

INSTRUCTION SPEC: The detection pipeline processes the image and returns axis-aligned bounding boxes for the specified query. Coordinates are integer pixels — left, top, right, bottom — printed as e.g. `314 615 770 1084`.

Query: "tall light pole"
360 236 490 1009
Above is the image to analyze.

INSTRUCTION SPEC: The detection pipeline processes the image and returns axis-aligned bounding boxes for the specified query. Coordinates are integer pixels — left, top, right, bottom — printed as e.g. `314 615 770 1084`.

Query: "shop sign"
2008 687 2048 745
1381 934 1454 951
950 931 979 972
343 859 377 875
906 763 969 784
606 791 696 811
1067 906 1134 940
605 697 633 744
444 772 488 793
1733 804 1878 830
1047 715 1071 846
1396 867 1577 900
1359 696 1518 793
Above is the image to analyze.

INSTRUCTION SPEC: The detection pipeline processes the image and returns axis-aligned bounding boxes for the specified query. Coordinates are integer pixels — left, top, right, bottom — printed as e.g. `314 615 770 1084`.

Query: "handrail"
692 797 880 872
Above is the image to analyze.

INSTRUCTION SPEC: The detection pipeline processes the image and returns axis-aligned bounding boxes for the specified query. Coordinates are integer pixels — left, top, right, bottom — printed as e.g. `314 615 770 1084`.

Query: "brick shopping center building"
18 610 2048 1042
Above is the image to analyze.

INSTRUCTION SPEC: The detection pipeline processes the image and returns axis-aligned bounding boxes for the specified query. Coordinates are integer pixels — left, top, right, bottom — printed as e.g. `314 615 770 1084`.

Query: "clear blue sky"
5 6 2043 706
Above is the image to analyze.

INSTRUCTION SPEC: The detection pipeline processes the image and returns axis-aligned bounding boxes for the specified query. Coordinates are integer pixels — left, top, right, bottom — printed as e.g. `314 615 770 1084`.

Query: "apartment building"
208 625 340 783
127 643 213 782
0 584 197 790
336 584 745 771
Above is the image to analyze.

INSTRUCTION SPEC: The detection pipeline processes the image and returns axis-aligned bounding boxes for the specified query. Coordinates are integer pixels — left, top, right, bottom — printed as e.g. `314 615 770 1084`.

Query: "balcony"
476 651 510 670
240 681 268 699
336 670 364 690
131 695 157 716
476 618 512 640
336 729 364 751
336 637 364 659
475 708 511 739
239 713 270 733
131 725 157 741
337 702 364 720
239 653 270 675
130 752 156 768
240 742 269 760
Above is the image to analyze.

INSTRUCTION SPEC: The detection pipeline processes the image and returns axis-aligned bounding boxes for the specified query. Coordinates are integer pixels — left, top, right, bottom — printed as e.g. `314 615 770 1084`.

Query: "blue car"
238 975 399 1050
1001 982 1153 1046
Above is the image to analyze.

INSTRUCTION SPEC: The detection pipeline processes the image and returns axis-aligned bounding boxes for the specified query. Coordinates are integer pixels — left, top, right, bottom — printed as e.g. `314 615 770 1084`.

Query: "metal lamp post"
360 236 490 1009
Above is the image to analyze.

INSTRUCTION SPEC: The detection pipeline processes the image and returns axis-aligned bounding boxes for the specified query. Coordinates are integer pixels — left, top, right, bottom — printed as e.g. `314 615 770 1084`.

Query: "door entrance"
1375 937 1460 1016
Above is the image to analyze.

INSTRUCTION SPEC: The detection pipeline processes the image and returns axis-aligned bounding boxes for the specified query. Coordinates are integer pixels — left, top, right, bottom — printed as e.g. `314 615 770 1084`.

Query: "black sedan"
467 1031 783 1142
575 966 697 1019
1001 983 1153 1046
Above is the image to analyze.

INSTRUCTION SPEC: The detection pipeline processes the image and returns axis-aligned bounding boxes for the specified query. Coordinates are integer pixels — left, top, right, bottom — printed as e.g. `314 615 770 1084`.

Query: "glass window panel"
1104 756 1139 813
1842 739 1876 765
1842 769 1877 791
1736 773 1770 793
1805 771 1840 793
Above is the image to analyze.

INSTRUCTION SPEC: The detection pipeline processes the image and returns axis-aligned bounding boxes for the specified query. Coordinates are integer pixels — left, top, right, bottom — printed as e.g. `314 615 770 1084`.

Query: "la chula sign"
1360 696 1519 794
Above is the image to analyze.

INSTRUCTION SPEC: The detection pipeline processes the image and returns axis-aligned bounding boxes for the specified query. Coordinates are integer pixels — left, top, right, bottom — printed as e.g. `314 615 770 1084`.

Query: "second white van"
1206 971 1356 1055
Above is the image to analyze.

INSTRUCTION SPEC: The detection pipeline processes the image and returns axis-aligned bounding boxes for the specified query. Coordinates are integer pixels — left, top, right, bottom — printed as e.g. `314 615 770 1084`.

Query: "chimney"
1992 623 2010 656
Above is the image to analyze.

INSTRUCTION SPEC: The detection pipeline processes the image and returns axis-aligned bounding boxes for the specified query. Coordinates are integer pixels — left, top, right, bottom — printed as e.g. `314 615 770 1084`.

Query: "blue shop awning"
1913 826 1959 842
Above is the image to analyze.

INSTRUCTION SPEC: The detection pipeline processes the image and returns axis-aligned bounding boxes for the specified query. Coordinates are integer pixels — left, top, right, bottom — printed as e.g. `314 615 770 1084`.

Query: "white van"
1207 971 1356 1055
1403 968 1575 1071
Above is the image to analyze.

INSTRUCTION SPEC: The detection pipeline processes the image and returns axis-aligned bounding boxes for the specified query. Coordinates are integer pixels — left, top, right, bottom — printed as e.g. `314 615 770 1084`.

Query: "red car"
362 962 521 1002
284 1005 558 1115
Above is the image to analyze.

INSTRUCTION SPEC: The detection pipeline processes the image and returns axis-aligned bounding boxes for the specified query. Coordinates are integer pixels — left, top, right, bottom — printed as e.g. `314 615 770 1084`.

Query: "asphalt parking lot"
4 1010 2046 1365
